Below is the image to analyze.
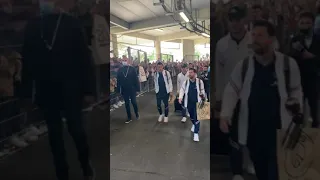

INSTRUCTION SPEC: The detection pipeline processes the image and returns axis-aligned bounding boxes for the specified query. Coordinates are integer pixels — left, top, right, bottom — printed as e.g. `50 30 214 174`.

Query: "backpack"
241 55 291 96
185 78 204 93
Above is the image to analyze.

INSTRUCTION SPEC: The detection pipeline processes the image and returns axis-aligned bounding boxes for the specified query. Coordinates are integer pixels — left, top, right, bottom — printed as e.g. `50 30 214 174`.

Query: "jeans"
122 91 139 120
156 93 169 117
187 102 200 133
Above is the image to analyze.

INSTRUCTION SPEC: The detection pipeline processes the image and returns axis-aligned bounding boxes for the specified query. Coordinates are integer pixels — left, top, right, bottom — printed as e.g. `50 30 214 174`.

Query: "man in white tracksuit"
220 20 302 180
179 68 205 142
154 61 173 123
214 6 255 179
177 64 189 122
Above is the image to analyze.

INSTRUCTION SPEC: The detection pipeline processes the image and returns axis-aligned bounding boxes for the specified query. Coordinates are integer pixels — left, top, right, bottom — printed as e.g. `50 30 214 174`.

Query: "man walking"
154 61 173 123
116 58 140 124
179 68 205 142
20 1 96 179
200 65 210 102
220 20 302 180
177 64 189 122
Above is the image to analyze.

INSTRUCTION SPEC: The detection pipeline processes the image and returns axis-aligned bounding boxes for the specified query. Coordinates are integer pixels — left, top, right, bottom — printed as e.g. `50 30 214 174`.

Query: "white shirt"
177 71 189 93
215 32 254 101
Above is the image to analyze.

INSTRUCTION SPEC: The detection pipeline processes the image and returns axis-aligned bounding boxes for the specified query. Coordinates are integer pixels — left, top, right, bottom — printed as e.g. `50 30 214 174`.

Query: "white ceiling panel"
110 0 140 22
117 1 157 19
192 0 210 9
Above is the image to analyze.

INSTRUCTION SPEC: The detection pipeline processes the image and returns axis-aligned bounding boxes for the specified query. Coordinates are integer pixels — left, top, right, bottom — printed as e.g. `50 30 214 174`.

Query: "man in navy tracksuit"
179 68 206 142
155 61 173 123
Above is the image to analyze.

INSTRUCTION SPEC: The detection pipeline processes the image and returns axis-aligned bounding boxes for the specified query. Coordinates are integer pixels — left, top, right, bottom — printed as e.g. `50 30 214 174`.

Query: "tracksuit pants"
156 93 169 117
187 102 200 133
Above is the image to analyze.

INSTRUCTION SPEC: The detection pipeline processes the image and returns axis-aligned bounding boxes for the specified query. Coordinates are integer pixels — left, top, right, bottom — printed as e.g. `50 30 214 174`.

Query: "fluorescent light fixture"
155 29 163 32
179 12 189 22
201 33 210 38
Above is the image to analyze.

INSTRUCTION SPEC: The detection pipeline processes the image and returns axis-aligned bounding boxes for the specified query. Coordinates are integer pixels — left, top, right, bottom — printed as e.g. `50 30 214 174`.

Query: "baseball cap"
228 6 246 20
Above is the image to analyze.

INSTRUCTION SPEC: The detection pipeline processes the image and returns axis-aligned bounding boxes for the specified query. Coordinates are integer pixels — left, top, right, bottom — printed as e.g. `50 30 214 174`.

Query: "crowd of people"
114 56 210 142
0 50 45 156
214 3 320 180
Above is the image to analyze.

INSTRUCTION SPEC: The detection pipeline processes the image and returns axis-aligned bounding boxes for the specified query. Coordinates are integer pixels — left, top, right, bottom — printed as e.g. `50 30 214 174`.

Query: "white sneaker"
158 115 164 122
62 117 67 123
232 175 244 180
113 104 119 109
246 163 256 175
181 117 187 123
9 136 28 148
117 102 122 107
193 133 199 142
23 132 38 142
187 112 190 117
164 117 168 123
28 125 41 136
119 101 125 105
39 125 48 134
191 125 195 132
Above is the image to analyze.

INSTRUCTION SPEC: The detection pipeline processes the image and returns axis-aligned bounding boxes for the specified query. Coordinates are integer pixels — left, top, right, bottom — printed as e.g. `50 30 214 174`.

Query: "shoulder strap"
241 57 249 83
283 55 291 97
165 70 169 83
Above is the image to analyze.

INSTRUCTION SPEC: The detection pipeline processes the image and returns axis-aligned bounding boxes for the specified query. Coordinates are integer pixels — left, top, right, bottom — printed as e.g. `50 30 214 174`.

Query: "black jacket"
200 71 210 90
290 33 320 83
20 14 95 107
116 65 140 94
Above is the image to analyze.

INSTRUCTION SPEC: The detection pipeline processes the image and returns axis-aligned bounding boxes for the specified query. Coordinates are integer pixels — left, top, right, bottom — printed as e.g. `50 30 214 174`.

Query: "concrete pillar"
155 40 161 60
111 34 119 57
182 39 195 61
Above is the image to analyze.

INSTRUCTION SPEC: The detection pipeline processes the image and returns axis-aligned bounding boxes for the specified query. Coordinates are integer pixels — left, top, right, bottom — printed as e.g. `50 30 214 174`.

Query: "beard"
251 43 265 55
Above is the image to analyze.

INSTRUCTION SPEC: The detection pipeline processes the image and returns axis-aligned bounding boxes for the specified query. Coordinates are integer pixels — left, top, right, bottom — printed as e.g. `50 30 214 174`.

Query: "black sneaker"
136 114 140 120
125 119 132 124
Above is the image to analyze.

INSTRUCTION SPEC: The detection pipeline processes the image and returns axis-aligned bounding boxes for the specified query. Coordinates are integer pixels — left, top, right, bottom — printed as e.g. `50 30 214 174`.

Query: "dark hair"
189 68 197 73
157 62 163 65
299 12 315 22
252 20 276 36
252 4 262 10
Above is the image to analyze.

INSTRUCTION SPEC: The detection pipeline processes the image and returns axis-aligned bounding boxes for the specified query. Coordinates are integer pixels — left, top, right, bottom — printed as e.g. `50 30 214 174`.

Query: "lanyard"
40 12 63 51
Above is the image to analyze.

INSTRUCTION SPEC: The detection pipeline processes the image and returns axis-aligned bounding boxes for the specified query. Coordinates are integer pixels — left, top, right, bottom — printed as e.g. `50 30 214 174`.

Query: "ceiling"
110 0 209 23
110 0 210 42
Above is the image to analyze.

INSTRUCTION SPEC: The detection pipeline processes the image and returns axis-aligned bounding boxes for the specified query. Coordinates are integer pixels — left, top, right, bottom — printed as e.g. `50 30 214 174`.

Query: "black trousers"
303 83 319 127
122 91 139 120
42 103 91 180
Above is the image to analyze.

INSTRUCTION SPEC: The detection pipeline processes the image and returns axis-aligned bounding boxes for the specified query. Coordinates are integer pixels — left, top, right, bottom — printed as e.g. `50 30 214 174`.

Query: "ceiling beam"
110 7 210 34
158 31 199 41
194 38 210 44
124 32 156 41
110 14 129 30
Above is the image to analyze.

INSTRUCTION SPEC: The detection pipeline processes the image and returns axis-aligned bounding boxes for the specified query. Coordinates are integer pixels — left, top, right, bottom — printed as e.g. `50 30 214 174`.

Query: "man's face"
251 26 273 55
298 17 313 33
182 67 187 73
229 18 245 34
189 70 195 79
188 64 193 68
157 64 164 71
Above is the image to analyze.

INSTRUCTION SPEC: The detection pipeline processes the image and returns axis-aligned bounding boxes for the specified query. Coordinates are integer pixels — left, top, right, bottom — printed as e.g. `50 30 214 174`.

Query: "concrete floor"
0 90 256 180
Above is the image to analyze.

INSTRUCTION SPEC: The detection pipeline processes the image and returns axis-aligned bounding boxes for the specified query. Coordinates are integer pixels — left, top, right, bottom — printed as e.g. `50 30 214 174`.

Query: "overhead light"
155 29 163 32
179 12 189 22
201 33 210 38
